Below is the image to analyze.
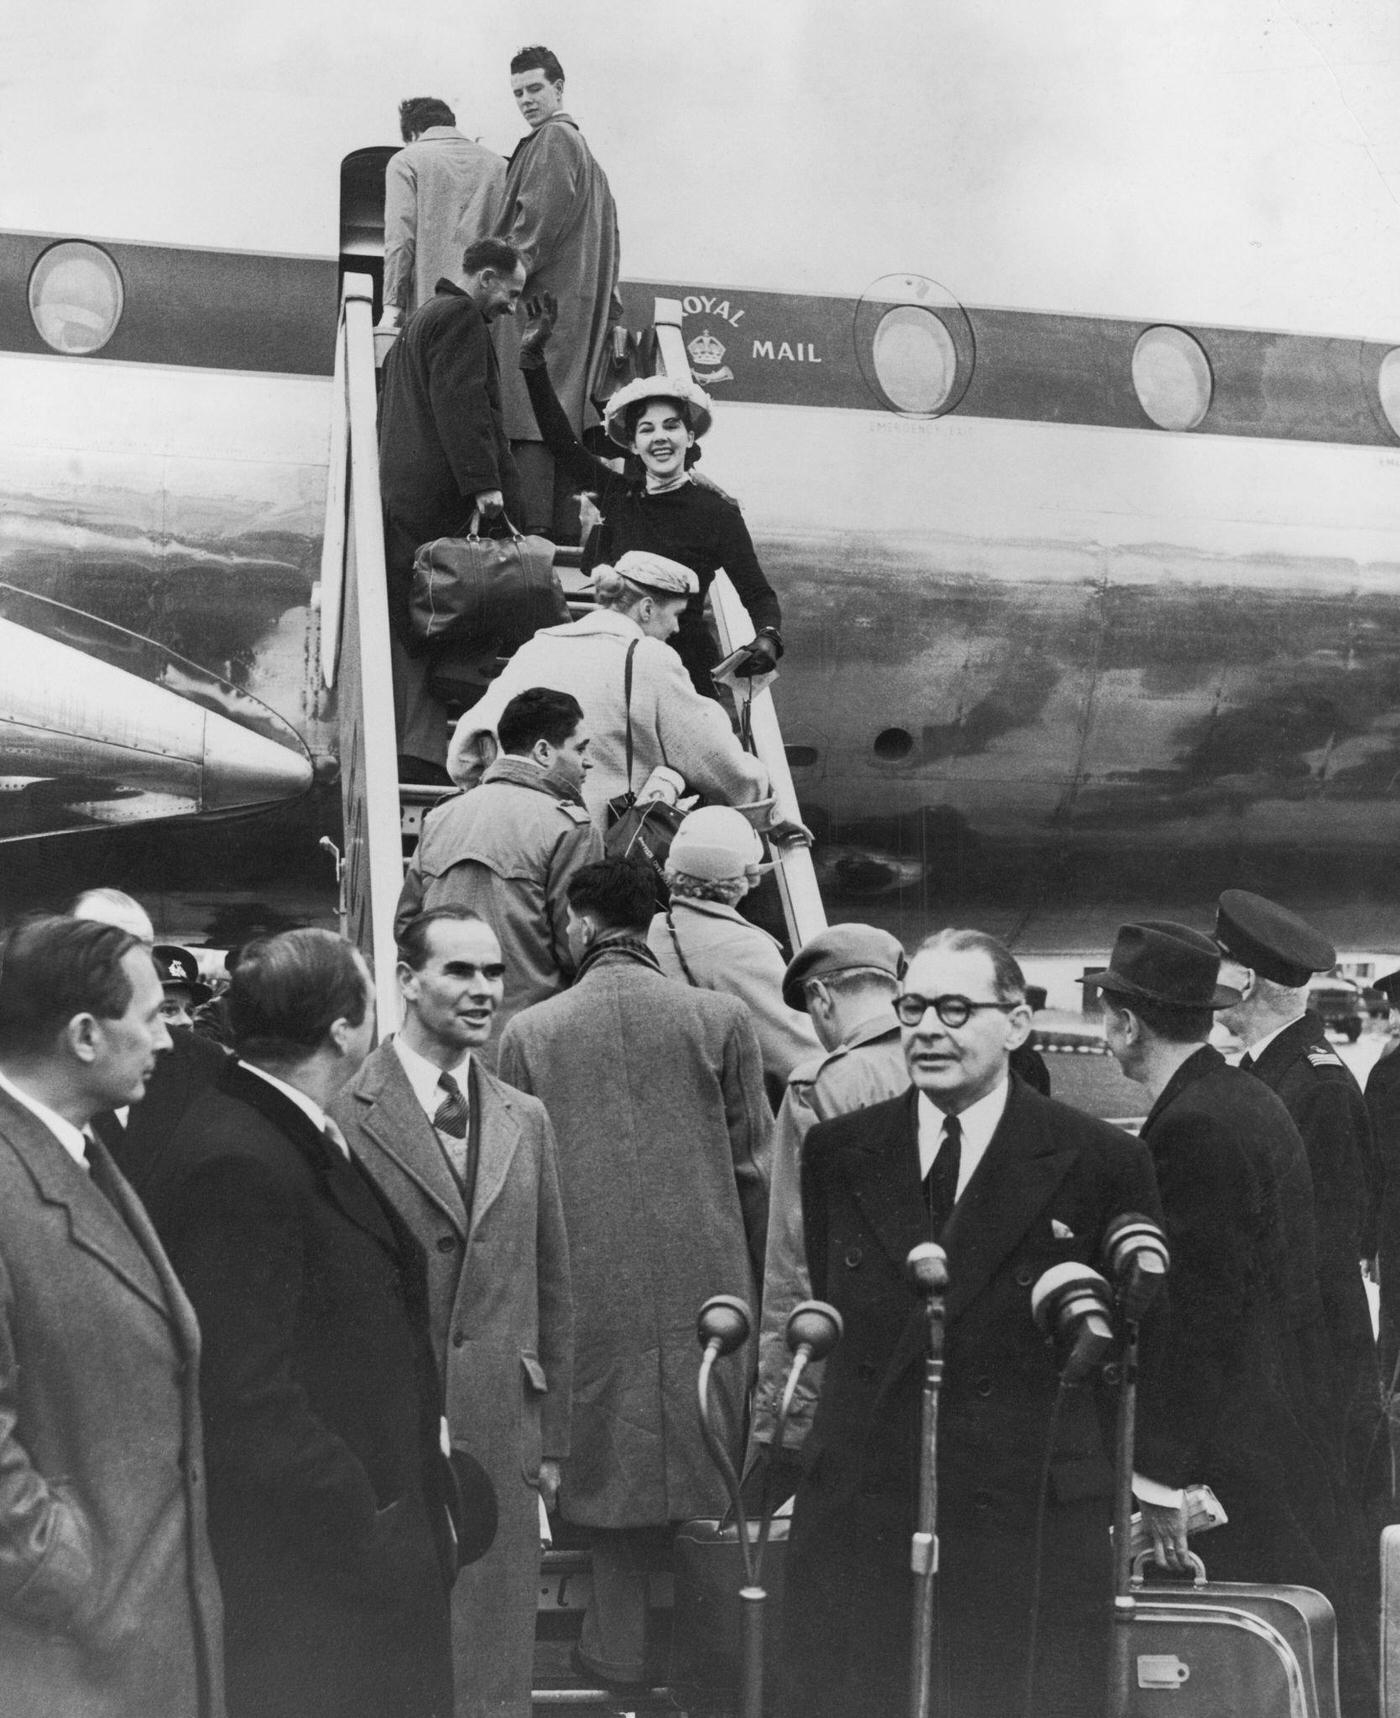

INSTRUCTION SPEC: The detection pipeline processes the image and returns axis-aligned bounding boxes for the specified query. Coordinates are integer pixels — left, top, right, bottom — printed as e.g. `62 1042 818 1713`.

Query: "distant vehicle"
1362 986 1390 1020
1308 978 1365 1041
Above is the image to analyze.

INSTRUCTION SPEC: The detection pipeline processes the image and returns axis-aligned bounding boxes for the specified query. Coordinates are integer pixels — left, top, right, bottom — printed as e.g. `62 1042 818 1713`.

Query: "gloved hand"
733 628 783 677
518 292 559 368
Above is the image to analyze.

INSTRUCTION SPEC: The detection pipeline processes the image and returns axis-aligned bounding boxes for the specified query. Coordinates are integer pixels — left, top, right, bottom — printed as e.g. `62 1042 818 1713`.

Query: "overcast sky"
3 0 1398 338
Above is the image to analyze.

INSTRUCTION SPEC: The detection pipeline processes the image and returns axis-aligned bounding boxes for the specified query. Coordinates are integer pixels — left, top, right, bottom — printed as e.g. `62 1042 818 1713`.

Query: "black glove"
518 292 558 369
733 628 783 677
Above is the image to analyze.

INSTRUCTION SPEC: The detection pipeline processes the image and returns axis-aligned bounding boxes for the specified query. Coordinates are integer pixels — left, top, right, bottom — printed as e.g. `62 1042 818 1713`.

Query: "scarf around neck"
573 931 662 987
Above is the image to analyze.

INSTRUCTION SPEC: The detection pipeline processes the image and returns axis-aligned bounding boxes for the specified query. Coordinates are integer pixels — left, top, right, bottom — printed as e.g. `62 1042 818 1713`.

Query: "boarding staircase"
320 275 825 1711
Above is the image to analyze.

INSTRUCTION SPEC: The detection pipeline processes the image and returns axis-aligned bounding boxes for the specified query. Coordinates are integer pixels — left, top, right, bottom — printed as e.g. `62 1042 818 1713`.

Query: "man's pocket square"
1051 1219 1075 1240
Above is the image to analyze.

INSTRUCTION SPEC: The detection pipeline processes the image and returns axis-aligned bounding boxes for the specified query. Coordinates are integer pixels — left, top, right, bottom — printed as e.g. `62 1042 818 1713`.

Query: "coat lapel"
349 1046 467 1237
877 1080 1078 1395
0 1091 174 1325
941 1081 1078 1324
465 1063 523 1240
841 1089 927 1281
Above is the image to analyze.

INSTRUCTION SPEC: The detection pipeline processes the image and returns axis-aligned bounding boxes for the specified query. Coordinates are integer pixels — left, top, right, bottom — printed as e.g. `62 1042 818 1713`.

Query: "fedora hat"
1080 920 1240 1010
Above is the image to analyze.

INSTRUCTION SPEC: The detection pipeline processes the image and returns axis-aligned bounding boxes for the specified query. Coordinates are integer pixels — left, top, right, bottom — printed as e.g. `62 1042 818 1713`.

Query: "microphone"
1100 1212 1170 1323
785 1300 843 1364
697 1294 752 1359
1030 1263 1115 1384
906 1241 950 1298
777 1301 843 1437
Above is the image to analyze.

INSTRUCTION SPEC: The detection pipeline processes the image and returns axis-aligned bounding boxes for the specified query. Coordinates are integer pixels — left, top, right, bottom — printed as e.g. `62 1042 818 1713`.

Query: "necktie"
82 1130 120 1212
923 1113 963 1236
433 1073 469 1138
1238 1051 1256 1073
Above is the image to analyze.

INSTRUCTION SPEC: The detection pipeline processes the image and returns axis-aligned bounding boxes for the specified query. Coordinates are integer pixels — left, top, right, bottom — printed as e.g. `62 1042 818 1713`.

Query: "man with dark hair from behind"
379 96 506 328
397 685 602 1066
379 234 529 782
138 928 459 1718
333 905 572 1718
494 43 621 541
498 858 769 1690
0 915 225 1717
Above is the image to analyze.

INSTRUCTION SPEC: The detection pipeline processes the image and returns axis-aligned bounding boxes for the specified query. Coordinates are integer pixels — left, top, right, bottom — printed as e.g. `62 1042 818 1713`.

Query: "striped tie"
434 1072 469 1139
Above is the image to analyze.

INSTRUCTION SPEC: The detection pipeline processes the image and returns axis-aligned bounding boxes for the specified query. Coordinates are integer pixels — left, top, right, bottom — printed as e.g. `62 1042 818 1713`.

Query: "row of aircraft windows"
23 239 1400 442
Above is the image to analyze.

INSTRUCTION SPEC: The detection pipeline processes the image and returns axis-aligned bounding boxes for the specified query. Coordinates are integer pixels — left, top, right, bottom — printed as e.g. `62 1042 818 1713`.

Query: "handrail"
651 294 827 950
322 271 403 1036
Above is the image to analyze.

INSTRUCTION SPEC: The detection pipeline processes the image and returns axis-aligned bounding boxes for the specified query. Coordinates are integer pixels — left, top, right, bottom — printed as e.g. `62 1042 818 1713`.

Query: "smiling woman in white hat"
515 293 785 696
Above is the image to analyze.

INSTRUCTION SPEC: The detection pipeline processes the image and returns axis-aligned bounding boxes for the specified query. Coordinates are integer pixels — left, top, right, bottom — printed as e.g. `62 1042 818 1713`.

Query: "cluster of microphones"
698 1209 1169 1412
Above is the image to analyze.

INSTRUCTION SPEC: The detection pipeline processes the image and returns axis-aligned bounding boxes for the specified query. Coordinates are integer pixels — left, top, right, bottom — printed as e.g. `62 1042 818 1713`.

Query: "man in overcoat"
498 857 769 1689
378 235 527 778
782 927 1160 1718
749 923 909 1476
396 688 601 1068
332 906 572 1718
1093 919 1371 1710
138 929 457 1718
380 97 506 324
0 914 224 1718
1213 888 1383 1503
493 44 621 540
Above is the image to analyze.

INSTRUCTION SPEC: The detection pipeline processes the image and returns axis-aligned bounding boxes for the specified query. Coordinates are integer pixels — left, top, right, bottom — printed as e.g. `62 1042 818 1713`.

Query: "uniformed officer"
151 943 214 1029
1215 889 1384 1502
396 686 602 1068
749 924 909 1488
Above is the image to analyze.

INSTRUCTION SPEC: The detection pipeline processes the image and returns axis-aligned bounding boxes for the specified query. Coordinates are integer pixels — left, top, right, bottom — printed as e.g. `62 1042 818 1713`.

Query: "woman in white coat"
447 550 769 829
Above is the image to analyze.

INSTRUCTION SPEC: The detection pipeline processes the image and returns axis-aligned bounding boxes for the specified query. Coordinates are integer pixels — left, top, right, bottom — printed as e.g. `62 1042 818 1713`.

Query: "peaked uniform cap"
1079 920 1239 1010
1214 890 1336 987
783 924 908 1012
604 374 714 446
151 943 213 1005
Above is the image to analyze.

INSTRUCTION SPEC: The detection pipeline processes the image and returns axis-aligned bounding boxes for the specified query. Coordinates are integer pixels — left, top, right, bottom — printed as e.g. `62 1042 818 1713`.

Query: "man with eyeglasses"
781 927 1161 1718
332 906 572 1718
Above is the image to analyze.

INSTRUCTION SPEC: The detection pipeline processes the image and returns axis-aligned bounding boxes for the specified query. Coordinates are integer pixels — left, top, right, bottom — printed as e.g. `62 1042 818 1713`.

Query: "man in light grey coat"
380 97 506 325
499 858 769 1691
397 688 601 1069
0 915 224 1718
492 44 621 538
747 925 909 1484
332 907 572 1718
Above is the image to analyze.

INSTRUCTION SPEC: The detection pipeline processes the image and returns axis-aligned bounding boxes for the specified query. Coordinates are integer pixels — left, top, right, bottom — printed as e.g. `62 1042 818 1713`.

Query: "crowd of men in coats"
2 771 1396 1718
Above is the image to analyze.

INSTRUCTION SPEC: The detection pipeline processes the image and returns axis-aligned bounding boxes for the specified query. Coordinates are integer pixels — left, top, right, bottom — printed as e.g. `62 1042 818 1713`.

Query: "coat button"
844 1247 863 1269
452 1331 466 1348
1015 1266 1034 1287
436 1235 455 1254
973 1489 993 1510
856 1360 876 1380
974 1376 993 1398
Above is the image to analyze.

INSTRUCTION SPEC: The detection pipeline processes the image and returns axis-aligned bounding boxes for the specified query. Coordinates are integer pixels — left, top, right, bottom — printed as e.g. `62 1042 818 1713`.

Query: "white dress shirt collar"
0 1067 89 1167
1241 1014 1304 1062
917 1077 1010 1199
239 1062 347 1158
393 1035 472 1125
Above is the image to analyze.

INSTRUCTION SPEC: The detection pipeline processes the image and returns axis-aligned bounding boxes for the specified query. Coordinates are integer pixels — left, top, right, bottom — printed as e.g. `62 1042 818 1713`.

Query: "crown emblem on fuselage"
687 328 734 384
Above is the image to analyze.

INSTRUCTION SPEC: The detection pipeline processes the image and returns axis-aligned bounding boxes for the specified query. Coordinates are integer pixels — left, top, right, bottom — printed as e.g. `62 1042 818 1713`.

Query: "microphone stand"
696 1296 766 1718
1108 1309 1141 1718
908 1246 948 1718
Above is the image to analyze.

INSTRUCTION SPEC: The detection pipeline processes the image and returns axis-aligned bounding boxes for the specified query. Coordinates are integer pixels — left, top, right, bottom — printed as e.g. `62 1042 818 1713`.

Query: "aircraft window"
874 727 915 761
786 745 820 769
1131 325 1212 430
28 241 125 355
871 307 958 415
1378 349 1400 439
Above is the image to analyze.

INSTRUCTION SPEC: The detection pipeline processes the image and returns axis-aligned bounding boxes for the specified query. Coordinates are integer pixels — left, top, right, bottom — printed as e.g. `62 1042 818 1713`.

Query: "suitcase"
669 1515 790 1714
1381 1524 1400 1716
1124 1551 1339 1717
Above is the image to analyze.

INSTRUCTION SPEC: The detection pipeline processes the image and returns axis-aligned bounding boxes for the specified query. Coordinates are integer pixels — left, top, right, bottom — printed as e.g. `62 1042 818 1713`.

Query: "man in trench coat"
499 857 769 1689
332 906 572 1718
493 44 621 540
0 914 224 1718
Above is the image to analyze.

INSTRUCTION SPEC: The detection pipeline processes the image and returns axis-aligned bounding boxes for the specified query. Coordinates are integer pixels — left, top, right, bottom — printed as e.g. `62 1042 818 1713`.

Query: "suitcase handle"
1131 1549 1207 1587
